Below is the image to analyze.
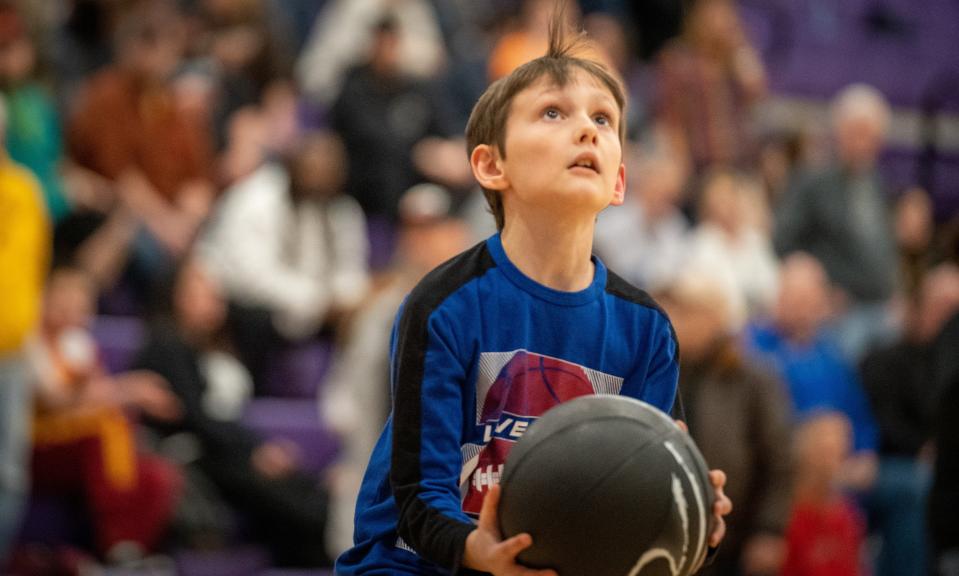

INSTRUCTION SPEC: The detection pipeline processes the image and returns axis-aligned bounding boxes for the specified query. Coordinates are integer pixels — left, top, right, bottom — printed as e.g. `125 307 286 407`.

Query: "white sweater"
200 164 371 339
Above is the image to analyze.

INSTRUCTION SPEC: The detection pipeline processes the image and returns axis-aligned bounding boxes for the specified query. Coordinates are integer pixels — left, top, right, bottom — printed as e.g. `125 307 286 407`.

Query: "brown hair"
465 5 627 231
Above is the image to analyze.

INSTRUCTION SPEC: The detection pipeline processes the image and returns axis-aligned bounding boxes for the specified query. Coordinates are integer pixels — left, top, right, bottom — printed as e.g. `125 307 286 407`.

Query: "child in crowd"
783 412 866 576
29 266 182 562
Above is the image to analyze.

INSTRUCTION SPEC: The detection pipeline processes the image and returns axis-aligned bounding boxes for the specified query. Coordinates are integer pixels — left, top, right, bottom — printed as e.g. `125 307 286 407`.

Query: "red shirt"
782 497 865 576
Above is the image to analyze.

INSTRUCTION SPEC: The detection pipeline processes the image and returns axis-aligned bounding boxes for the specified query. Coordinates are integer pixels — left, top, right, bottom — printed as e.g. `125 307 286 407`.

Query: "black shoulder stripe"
390 240 496 569
604 269 685 421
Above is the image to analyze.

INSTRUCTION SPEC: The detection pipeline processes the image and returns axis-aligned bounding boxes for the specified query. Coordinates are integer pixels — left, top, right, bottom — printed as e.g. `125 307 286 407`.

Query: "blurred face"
662 296 723 362
895 188 933 253
175 261 226 337
638 158 685 220
44 270 96 334
0 36 35 84
700 173 740 232
775 257 831 341
400 219 472 275
371 28 401 75
689 0 740 53
836 114 885 172
915 266 959 342
291 135 346 199
796 413 851 480
125 28 184 83
496 71 625 222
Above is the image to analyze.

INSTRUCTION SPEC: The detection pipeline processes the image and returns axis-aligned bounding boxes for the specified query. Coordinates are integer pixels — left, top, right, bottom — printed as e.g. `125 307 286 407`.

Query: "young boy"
336 15 731 576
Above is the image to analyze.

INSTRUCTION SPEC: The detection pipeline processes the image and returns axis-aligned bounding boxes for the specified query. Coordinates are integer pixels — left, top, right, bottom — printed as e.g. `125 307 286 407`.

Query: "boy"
336 14 731 576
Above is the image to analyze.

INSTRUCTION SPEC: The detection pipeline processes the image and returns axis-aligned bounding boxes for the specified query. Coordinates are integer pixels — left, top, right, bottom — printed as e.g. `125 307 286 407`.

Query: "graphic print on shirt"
459 350 624 515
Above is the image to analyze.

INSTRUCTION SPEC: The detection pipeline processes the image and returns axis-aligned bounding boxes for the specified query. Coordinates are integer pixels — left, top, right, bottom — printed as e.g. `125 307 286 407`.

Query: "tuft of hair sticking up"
465 2 626 231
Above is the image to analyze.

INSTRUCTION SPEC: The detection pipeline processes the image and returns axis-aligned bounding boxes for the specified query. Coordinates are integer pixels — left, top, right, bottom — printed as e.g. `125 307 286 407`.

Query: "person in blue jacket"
336 13 732 576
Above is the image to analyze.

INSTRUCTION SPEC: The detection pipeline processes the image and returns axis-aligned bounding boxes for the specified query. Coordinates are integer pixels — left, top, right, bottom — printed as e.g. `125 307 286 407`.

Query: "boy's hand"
707 469 733 547
675 421 733 549
464 484 558 576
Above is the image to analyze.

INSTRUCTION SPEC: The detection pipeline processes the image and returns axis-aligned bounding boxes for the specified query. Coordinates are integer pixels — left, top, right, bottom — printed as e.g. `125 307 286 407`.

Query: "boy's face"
486 70 625 219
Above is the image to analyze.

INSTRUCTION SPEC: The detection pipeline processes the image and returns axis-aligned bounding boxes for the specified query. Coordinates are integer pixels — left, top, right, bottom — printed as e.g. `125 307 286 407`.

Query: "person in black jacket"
930 309 959 576
860 264 959 576
135 257 331 567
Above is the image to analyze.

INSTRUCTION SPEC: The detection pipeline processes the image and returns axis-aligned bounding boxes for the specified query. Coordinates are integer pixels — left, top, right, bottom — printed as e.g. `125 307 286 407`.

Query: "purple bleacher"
262 340 333 399
175 546 270 576
92 316 147 375
740 0 959 109
242 398 340 476
366 215 396 272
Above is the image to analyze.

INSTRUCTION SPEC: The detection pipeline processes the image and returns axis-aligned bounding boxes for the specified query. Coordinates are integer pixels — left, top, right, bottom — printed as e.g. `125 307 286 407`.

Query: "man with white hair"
0 94 49 560
774 84 898 362
662 261 794 576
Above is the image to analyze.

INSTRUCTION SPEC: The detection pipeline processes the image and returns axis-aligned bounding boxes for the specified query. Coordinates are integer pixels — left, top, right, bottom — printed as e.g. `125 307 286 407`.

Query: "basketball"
498 395 715 576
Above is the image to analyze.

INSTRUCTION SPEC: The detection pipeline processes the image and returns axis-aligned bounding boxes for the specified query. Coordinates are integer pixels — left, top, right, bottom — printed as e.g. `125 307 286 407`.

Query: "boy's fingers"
674 419 688 433
709 516 727 547
478 484 502 534
498 532 533 560
715 494 733 516
708 469 727 488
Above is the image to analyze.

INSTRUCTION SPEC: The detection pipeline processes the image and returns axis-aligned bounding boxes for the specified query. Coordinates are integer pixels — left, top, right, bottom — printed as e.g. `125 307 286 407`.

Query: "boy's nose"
576 116 598 144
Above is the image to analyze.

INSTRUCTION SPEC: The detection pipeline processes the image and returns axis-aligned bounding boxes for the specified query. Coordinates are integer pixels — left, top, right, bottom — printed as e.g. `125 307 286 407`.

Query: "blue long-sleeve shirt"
335 234 680 575
744 322 879 453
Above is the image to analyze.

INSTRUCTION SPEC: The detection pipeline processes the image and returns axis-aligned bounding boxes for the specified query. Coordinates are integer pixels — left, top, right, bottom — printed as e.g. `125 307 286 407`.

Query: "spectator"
745 253 879 493
28 266 183 563
929 310 959 575
0 4 69 221
63 0 214 293
181 0 294 150
687 168 779 317
198 131 370 378
655 0 767 173
860 263 959 576
894 186 936 302
296 0 445 108
0 93 48 563
774 84 898 362
593 146 690 293
662 262 793 576
487 0 556 81
322 183 471 555
782 412 867 576
135 258 332 568
331 14 459 222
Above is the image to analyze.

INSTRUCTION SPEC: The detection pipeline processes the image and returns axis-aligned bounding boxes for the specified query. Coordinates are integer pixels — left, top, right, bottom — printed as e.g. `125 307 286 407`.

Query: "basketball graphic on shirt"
461 350 610 515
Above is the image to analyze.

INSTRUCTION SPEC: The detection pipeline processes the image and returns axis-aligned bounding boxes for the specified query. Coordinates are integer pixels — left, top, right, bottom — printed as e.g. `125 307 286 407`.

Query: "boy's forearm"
392 489 476 569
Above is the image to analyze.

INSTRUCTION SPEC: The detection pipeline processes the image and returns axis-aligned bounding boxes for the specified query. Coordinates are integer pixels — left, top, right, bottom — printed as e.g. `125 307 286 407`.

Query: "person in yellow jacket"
0 94 49 561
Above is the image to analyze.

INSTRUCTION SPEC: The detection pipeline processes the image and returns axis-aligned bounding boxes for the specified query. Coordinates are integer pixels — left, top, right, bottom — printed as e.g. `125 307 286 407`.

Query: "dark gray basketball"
498 395 715 576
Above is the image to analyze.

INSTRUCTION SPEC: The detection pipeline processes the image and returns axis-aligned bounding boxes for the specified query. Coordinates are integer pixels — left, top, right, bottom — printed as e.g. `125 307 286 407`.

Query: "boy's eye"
543 108 560 120
594 113 611 126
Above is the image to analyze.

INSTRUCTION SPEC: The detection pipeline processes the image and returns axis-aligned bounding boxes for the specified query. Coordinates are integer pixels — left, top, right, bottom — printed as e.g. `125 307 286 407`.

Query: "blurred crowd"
1 0 958 574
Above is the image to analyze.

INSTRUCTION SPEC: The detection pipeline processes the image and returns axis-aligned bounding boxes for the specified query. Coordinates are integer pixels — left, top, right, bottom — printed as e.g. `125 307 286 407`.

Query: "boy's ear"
610 163 626 206
470 144 509 191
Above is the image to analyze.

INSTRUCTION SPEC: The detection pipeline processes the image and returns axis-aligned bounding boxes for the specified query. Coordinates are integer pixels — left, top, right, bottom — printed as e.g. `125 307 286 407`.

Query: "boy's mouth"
569 153 600 174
